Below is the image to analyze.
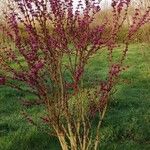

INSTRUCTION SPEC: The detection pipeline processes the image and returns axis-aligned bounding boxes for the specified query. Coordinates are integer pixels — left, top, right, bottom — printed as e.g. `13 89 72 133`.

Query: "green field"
0 43 150 150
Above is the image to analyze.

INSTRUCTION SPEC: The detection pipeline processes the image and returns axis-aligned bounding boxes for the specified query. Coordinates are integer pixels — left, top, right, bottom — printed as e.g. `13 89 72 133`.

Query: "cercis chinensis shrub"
0 0 149 149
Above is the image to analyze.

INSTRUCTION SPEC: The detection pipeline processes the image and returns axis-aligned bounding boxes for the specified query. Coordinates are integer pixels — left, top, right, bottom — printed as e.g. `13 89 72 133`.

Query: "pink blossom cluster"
0 0 149 130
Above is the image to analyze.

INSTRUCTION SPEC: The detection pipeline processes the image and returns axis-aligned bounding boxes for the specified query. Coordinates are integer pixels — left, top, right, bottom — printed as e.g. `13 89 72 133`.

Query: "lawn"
0 43 150 150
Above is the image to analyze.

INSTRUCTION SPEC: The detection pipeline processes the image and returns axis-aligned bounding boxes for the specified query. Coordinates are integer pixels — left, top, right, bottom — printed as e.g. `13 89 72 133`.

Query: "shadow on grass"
99 73 150 150
0 86 61 150
7 131 60 150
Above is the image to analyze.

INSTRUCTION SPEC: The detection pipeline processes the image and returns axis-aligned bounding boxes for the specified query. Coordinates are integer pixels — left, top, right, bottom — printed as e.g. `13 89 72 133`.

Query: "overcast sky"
0 0 112 16
0 0 112 9
0 0 144 14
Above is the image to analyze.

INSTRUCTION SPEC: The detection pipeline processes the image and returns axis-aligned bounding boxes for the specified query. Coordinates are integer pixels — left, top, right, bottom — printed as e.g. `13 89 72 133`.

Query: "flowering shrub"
0 0 149 149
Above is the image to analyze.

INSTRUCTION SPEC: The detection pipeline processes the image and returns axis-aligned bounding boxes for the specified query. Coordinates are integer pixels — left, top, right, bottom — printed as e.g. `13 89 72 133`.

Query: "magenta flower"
110 64 121 77
34 60 44 70
0 77 6 85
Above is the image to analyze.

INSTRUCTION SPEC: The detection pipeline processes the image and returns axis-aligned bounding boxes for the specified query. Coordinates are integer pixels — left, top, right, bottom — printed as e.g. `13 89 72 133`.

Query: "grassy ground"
0 43 150 150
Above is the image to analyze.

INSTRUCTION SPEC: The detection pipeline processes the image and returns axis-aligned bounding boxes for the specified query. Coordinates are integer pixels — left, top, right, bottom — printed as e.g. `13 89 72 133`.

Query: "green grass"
0 43 150 150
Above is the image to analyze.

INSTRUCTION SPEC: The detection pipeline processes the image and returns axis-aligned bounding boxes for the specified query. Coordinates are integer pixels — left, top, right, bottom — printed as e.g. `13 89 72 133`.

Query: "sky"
0 0 112 9
0 0 112 16
0 0 144 15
